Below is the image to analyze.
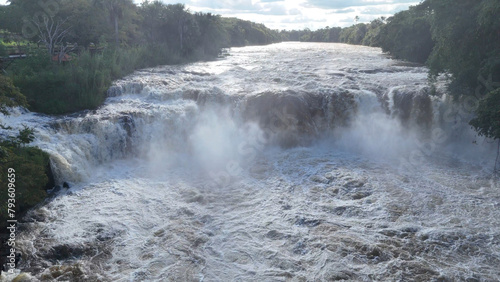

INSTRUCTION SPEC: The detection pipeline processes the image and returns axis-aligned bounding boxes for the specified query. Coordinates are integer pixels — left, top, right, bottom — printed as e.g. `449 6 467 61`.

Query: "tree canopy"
378 2 433 64
0 74 27 114
470 88 500 140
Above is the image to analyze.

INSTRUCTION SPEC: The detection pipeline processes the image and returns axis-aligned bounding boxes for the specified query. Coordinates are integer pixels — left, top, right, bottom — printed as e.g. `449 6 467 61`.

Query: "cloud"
357 3 417 14
134 0 418 31
193 0 259 10
304 0 419 9
260 3 290 15
329 8 356 14
288 8 302 15
281 15 326 24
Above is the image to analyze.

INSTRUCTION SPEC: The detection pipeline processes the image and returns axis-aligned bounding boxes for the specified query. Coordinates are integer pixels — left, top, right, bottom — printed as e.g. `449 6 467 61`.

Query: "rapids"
1 42 499 281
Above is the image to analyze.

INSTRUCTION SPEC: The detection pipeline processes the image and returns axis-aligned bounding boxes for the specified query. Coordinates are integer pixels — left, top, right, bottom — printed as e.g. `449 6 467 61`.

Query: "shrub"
0 131 52 228
0 74 27 114
470 88 500 140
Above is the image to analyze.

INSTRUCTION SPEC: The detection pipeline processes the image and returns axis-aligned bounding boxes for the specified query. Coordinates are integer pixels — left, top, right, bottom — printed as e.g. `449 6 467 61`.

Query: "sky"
134 0 421 30
0 0 420 31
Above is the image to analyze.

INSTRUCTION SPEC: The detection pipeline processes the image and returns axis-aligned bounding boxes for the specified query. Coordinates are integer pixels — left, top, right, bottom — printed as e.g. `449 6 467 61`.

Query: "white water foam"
3 42 498 281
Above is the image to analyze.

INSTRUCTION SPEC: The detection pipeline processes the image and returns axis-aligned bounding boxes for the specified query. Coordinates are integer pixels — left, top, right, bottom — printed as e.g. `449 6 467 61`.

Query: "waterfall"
2 43 497 282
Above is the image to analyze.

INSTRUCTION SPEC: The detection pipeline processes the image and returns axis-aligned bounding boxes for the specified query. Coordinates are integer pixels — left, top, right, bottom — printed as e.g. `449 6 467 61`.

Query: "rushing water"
2 42 499 281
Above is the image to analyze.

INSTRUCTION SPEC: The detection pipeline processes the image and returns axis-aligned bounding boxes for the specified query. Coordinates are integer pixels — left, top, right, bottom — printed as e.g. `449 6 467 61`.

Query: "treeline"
281 8 432 65
0 0 281 114
284 0 500 149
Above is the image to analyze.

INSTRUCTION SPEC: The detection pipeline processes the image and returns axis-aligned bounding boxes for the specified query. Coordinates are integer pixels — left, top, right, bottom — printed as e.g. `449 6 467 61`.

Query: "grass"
7 44 186 114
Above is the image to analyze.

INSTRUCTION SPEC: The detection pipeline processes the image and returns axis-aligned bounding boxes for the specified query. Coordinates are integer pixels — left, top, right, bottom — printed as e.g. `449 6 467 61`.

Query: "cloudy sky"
0 0 420 30
135 0 420 30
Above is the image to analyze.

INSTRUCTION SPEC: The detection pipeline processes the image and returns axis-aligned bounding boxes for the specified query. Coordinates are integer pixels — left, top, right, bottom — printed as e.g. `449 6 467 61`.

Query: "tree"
0 41 6 57
362 18 385 46
194 12 227 56
58 0 109 47
163 4 199 52
426 0 500 96
139 0 169 43
93 0 138 46
340 24 367 45
32 15 72 62
16 125 35 145
0 138 50 228
0 0 39 35
220 17 280 47
0 74 27 115
470 89 500 171
378 1 433 64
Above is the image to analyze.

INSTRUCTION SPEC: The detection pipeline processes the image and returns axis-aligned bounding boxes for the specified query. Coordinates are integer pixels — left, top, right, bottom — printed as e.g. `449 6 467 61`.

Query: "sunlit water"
1 42 499 281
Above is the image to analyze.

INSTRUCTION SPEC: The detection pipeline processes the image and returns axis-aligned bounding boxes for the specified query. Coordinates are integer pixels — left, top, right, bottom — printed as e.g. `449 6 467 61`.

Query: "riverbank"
7 45 189 115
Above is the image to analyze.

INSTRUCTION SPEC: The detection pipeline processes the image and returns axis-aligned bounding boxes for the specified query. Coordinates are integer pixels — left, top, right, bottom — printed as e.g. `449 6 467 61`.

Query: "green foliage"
0 132 51 227
221 17 281 47
302 27 342 43
0 74 27 114
8 45 185 114
283 29 309 41
281 18 381 47
0 0 287 227
0 41 6 56
362 18 384 47
59 0 110 47
339 24 367 45
16 125 35 145
0 1 28 34
192 12 230 57
470 89 500 140
9 51 102 114
427 0 500 96
378 2 433 64
0 0 282 115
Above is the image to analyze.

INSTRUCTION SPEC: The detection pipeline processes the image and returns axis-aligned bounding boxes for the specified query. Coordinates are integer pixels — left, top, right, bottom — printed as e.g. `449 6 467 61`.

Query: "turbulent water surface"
2 42 500 281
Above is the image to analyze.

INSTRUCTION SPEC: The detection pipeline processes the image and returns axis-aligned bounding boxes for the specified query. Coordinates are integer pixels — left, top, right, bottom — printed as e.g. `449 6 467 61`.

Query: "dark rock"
327 271 355 281
380 229 399 237
327 187 339 196
292 241 307 255
45 160 56 190
351 191 371 200
343 180 365 188
295 218 322 227
310 175 329 184
266 230 288 240
332 206 347 215
401 227 420 233
47 244 92 260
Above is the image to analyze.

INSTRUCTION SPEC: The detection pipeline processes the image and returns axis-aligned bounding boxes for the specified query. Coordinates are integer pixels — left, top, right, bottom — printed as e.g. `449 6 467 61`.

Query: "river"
2 42 500 281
